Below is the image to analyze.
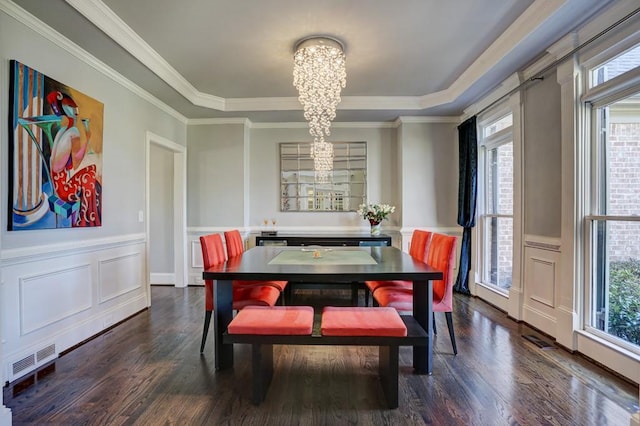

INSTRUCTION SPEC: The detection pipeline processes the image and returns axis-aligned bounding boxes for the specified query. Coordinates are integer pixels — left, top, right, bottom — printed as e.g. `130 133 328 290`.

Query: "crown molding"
438 0 569 104
462 72 523 119
187 118 251 126
339 96 423 110
225 97 301 111
187 119 399 129
256 121 398 129
396 116 461 125
548 0 637 60
65 0 225 111
61 0 578 114
1 0 188 123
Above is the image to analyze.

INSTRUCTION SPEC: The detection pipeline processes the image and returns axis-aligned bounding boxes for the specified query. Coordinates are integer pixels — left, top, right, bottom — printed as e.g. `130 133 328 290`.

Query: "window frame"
581 45 640 354
477 110 515 294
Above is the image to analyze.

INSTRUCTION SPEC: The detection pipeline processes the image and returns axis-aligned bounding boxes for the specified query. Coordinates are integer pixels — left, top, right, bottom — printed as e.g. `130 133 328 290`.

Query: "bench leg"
378 345 399 409
251 344 274 405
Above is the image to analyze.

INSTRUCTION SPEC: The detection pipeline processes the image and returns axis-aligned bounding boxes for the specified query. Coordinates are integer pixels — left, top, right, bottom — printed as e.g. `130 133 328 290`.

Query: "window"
280 141 366 211
590 44 640 87
584 47 640 351
479 112 514 292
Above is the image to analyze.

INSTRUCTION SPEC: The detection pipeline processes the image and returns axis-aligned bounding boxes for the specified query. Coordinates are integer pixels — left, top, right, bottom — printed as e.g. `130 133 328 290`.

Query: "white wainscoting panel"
190 238 205 285
523 242 561 336
1 234 147 383
20 264 92 335
98 253 142 303
527 256 556 308
192 240 203 269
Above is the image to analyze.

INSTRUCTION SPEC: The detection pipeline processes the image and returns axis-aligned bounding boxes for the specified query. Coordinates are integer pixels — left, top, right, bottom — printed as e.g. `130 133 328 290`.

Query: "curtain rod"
474 5 640 118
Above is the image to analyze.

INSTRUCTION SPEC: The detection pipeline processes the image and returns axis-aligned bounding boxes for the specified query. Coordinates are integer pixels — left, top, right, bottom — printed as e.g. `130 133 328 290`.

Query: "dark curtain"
453 116 477 294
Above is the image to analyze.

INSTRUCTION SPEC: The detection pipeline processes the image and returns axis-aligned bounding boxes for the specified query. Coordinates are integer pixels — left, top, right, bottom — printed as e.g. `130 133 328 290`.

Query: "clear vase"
370 221 381 235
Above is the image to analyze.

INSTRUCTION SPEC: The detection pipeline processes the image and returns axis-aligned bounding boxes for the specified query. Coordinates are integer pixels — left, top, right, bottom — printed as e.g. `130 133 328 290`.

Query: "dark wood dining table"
202 245 443 374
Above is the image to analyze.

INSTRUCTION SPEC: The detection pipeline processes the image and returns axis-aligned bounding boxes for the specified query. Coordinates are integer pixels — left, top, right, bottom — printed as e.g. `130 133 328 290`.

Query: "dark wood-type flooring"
4 286 638 425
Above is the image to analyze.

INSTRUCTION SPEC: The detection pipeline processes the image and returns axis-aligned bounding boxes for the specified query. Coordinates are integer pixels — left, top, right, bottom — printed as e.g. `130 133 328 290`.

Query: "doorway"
145 132 187 304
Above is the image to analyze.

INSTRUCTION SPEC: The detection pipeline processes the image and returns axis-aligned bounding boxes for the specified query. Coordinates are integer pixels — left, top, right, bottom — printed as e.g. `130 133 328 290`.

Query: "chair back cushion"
427 233 457 311
224 229 245 259
200 233 226 310
409 229 432 263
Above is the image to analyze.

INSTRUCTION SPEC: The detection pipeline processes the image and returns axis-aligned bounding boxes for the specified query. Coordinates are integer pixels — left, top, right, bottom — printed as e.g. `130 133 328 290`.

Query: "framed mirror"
280 141 367 211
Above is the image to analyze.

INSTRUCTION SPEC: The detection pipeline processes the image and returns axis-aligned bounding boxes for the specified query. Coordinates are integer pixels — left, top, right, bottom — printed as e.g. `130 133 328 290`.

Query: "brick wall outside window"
497 143 513 285
607 122 640 261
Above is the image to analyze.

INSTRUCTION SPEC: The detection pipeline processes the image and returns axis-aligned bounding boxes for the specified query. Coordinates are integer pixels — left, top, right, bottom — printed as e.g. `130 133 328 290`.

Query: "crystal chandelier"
293 36 346 181
311 138 334 181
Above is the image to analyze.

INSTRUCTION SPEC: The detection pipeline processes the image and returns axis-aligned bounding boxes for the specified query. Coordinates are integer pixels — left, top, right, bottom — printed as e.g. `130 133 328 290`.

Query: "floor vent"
37 344 56 362
13 354 35 375
523 334 556 350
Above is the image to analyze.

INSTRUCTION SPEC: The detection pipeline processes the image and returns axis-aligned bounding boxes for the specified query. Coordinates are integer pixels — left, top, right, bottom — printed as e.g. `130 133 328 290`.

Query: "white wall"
248 125 398 229
0 5 187 390
187 123 246 227
185 121 459 232
149 144 174 279
398 120 459 229
523 72 562 238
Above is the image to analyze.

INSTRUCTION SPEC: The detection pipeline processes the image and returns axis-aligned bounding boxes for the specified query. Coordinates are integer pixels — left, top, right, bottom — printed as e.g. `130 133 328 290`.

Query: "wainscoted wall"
522 235 562 335
1 235 147 383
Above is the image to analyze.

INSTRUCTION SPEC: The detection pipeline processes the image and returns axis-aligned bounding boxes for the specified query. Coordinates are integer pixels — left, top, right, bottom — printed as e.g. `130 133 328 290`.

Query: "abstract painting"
8 60 104 230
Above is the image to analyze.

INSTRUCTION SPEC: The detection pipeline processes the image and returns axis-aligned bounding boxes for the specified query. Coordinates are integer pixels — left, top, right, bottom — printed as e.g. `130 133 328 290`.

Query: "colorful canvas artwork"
8 60 104 230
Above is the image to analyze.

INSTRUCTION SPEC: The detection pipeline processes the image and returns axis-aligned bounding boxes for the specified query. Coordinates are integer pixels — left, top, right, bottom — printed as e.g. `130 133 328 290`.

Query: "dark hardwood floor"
4 286 638 425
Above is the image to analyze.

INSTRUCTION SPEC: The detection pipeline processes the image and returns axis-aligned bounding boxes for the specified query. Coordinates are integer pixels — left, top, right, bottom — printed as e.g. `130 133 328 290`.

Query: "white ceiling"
12 0 614 122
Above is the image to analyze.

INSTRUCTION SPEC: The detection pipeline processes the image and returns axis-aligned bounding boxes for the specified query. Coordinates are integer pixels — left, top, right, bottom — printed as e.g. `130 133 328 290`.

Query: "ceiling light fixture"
293 36 346 181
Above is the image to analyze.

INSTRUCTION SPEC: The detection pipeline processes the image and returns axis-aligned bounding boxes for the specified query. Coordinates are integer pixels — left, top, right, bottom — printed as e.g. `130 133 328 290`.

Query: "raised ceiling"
12 0 613 122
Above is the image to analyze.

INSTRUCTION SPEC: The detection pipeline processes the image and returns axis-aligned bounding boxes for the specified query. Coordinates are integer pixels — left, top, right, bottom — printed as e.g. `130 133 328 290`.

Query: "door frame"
145 131 187 301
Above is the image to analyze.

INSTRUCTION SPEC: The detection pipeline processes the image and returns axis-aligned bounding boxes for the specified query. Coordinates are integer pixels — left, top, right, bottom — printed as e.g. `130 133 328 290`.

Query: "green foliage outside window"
608 259 640 346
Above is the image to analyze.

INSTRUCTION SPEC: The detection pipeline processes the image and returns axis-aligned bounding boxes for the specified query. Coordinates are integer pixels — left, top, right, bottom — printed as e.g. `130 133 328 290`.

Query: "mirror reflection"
280 141 367 212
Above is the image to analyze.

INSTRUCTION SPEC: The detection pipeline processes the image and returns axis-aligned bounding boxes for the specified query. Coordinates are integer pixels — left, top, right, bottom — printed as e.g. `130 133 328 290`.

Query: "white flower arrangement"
357 203 396 224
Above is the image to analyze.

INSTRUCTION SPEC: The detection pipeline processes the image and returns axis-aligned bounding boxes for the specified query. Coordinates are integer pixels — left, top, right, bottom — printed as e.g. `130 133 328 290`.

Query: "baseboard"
0 405 11 426
150 272 175 285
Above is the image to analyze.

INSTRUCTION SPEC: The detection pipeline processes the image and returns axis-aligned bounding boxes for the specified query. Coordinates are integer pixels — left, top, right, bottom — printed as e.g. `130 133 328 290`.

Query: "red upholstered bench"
224 306 428 408
228 306 314 335
227 306 314 404
321 307 406 407
321 306 408 336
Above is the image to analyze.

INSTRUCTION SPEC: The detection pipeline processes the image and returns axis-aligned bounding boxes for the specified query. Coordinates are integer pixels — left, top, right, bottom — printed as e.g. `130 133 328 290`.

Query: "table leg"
213 279 234 370
350 283 360 306
412 279 433 375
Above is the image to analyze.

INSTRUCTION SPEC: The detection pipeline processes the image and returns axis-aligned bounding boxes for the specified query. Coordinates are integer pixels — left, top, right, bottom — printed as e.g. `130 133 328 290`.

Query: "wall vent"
37 344 56 362
12 354 35 375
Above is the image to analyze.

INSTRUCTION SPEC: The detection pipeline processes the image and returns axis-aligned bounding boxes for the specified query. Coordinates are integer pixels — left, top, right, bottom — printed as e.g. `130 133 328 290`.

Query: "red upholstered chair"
223 229 288 294
364 229 432 305
199 233 280 352
224 229 246 259
373 233 458 354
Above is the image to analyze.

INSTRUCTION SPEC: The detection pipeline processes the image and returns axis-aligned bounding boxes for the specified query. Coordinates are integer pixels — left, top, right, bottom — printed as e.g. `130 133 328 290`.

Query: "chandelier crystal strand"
293 37 346 182
311 137 334 181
